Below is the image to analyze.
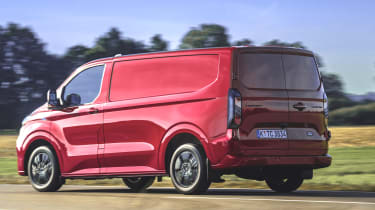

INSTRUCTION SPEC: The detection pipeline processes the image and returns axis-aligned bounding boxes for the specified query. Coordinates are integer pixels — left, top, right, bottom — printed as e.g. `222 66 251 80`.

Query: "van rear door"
282 54 328 155
232 50 289 155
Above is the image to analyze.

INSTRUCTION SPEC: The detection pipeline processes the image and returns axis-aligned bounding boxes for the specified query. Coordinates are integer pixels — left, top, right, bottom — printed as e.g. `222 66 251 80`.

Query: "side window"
63 65 104 104
239 53 285 89
282 55 320 90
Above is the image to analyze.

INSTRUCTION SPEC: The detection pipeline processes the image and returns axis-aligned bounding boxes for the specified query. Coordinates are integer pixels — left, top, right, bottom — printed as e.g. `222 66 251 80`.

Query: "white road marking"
166 196 375 205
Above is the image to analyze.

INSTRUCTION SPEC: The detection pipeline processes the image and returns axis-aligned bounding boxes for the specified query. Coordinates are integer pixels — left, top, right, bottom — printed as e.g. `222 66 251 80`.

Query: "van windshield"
239 53 320 90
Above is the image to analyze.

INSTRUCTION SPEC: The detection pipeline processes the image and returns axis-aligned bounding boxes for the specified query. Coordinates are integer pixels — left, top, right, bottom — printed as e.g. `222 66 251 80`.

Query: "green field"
1 126 375 191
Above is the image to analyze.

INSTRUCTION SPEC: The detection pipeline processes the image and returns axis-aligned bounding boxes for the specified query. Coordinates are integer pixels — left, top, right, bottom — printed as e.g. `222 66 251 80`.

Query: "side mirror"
47 89 60 108
66 93 81 106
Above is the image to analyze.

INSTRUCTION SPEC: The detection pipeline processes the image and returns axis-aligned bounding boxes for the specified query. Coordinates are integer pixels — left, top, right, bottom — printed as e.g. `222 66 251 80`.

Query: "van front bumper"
211 154 332 169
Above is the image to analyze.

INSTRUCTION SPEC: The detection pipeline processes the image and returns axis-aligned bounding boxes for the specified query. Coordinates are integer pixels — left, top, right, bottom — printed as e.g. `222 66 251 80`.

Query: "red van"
17 46 331 194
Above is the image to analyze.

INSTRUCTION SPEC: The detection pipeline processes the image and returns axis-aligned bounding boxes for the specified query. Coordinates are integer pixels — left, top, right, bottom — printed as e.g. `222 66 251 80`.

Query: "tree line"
0 23 363 128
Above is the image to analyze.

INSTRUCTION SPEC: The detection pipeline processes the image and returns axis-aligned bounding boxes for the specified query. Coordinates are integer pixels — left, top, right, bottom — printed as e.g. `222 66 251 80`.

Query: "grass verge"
1 127 375 191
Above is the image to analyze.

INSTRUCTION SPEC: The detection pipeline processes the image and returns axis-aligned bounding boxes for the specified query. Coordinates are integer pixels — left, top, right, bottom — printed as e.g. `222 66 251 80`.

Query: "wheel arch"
158 123 212 172
22 131 64 176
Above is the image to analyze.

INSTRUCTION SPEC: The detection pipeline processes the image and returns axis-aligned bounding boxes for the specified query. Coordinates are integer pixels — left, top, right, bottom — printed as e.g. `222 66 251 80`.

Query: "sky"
1 0 374 94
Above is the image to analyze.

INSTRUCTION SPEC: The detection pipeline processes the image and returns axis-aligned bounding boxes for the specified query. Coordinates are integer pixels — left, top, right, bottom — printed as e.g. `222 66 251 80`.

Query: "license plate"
256 129 287 139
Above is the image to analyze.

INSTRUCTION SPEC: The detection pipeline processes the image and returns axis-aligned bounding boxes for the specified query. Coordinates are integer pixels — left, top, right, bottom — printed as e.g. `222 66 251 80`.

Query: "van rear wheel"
169 144 210 194
265 174 303 193
122 177 155 192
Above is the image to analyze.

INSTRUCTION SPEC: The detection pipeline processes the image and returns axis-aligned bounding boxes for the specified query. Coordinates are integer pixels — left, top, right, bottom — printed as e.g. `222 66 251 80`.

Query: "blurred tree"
263 39 323 67
179 24 230 49
320 72 356 110
262 39 357 110
0 23 67 128
328 97 358 111
232 39 253 46
264 39 305 49
47 55 72 88
0 23 367 128
0 25 17 105
66 28 150 63
85 28 149 61
329 103 375 125
64 45 90 68
150 34 168 52
321 72 345 98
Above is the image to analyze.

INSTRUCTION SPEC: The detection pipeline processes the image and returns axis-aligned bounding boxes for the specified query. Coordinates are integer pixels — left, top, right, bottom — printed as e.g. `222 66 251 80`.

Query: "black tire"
169 144 211 194
27 146 64 192
122 177 155 192
265 174 303 193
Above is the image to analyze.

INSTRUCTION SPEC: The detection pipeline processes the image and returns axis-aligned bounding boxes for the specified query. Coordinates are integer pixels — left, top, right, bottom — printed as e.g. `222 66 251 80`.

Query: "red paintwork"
17 46 331 178
110 54 219 101
213 154 332 169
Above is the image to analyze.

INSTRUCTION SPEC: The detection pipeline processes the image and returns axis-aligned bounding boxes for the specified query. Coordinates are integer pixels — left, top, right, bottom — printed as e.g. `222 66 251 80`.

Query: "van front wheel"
27 146 64 192
265 174 303 193
169 144 210 194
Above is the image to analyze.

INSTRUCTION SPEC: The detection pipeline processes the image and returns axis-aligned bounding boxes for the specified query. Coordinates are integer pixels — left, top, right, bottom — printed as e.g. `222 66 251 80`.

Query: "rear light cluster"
323 93 331 140
228 89 242 128
323 93 329 127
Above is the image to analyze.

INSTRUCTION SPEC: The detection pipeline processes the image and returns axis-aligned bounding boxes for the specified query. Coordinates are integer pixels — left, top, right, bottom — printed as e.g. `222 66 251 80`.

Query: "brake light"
323 93 329 126
228 89 242 128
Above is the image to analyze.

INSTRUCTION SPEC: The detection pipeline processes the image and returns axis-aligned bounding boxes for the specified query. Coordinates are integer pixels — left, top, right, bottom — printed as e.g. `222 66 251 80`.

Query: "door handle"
88 108 99 114
293 103 307 111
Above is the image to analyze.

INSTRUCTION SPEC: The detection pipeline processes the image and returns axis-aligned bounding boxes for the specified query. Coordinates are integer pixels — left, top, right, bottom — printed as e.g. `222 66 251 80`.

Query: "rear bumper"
211 154 332 169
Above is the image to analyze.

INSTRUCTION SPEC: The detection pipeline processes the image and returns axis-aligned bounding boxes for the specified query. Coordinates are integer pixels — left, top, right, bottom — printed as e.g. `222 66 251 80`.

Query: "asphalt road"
0 185 375 210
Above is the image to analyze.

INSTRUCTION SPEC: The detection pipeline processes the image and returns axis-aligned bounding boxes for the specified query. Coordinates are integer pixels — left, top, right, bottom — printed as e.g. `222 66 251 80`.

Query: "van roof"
85 46 314 65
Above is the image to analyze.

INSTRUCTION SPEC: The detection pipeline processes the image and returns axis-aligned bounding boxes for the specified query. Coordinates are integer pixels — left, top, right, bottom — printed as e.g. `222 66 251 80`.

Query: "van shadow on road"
58 187 375 198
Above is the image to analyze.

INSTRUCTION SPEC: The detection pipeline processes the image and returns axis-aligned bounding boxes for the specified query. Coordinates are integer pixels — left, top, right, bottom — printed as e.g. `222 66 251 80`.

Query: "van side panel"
102 51 232 174
110 55 219 101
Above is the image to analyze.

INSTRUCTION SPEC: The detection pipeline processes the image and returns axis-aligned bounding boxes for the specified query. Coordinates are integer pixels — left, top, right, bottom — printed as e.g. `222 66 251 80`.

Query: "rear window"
239 53 285 89
282 54 320 90
239 53 320 90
